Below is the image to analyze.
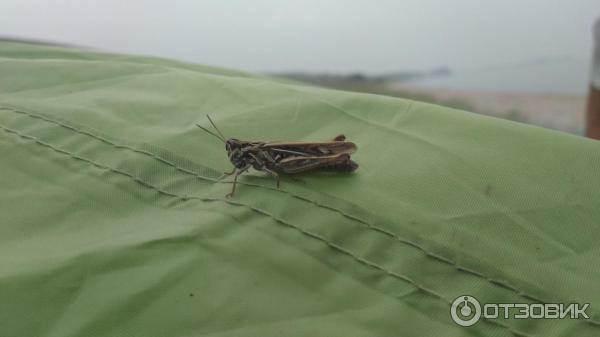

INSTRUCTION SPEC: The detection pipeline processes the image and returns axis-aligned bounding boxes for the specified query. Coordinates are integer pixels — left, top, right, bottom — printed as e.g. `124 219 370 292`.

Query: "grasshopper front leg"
225 172 240 198
216 167 236 181
226 165 250 198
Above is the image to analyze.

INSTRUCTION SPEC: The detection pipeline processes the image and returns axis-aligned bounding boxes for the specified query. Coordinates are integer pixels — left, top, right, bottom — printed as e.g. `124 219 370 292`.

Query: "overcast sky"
1 0 599 73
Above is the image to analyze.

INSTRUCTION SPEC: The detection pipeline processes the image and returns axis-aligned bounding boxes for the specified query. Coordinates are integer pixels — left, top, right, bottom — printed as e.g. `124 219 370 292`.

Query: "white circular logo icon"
451 295 482 327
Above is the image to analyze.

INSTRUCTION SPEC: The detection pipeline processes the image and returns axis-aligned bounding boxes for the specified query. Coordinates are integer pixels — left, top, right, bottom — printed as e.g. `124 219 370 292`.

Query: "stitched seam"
4 106 567 258
0 105 593 321
0 106 600 326
1 123 546 337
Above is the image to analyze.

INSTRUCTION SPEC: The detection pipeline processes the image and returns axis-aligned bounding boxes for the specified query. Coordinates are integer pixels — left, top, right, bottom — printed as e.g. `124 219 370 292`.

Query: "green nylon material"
0 40 599 337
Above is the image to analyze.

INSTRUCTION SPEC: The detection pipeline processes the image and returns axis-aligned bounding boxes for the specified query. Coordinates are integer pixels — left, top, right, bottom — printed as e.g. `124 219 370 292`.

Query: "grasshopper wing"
275 153 358 174
262 141 357 157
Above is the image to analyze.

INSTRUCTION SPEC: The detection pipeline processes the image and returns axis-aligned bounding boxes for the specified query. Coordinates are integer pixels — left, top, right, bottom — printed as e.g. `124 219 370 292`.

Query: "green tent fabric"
1 40 599 337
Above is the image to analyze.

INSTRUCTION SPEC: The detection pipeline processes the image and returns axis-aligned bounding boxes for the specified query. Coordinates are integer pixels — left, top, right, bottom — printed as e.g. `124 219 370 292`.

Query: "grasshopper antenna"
206 115 227 141
196 115 226 143
196 124 225 143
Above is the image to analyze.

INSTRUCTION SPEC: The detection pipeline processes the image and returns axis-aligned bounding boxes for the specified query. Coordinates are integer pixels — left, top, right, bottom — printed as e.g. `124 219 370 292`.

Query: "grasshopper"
197 115 358 197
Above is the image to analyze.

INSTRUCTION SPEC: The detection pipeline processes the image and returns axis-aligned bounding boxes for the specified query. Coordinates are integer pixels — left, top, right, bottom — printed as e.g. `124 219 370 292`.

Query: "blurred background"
1 0 599 134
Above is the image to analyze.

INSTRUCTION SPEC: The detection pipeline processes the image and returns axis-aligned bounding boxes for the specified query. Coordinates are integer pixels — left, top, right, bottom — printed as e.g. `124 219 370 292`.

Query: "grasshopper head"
225 138 242 153
225 138 246 168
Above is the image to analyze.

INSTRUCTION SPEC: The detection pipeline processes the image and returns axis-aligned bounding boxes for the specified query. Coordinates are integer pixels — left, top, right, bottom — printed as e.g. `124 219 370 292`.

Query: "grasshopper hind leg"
263 168 281 188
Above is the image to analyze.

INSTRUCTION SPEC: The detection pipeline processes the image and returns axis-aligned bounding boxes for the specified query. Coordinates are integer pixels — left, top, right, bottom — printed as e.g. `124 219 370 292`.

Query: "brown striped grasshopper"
197 116 358 197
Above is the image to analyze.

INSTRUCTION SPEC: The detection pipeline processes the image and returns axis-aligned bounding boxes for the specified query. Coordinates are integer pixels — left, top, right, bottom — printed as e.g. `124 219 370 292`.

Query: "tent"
1 40 599 336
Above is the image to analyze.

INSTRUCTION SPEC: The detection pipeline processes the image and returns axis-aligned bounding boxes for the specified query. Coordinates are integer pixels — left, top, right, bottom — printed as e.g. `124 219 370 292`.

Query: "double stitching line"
1 123 537 337
1 105 598 330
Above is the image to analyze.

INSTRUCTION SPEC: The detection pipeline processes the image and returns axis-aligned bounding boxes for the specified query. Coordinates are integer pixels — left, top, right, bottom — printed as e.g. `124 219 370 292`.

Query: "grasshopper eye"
225 141 234 152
